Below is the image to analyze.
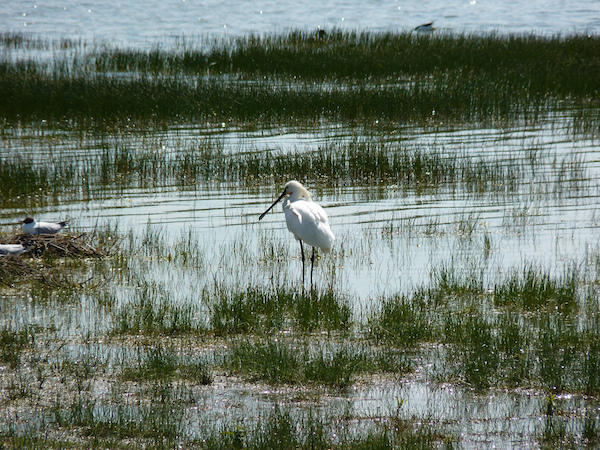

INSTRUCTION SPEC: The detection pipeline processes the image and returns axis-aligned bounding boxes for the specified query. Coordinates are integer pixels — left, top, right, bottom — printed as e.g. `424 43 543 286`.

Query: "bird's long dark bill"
259 191 287 220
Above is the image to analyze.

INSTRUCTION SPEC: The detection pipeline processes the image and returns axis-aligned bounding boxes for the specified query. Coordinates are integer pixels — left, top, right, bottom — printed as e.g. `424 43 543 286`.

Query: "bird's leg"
310 247 316 287
299 240 306 285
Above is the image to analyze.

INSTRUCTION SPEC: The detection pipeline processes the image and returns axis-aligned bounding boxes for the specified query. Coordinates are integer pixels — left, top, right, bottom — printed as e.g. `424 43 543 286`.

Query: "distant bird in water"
259 181 335 285
414 21 437 32
20 217 68 235
0 243 26 256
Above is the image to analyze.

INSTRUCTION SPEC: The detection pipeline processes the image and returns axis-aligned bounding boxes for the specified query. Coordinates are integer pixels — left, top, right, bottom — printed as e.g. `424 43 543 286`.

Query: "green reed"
90 31 600 93
210 285 351 335
494 264 578 311
225 339 368 388
1 32 599 127
3 136 586 207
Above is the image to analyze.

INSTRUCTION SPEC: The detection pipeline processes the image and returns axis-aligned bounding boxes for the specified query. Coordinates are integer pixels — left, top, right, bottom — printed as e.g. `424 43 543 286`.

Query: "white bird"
414 21 437 32
20 217 68 235
0 244 26 256
259 180 335 285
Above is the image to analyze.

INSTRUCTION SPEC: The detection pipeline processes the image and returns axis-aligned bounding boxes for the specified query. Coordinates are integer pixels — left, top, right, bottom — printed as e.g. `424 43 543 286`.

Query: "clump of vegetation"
121 345 212 384
199 405 450 449
210 285 351 335
494 265 578 311
367 294 433 348
0 325 34 369
1 32 598 127
112 282 199 336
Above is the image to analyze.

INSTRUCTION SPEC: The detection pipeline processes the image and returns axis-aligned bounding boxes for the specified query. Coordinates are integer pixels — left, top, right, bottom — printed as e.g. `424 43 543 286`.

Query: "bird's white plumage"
0 244 26 256
283 197 334 252
259 180 335 284
414 21 436 32
21 217 67 235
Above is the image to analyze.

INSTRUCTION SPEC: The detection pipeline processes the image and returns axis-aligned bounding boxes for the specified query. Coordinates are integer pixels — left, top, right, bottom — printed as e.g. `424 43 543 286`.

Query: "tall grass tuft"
210 285 351 335
367 294 433 348
121 345 212 384
444 314 500 390
112 282 198 336
493 265 578 311
226 340 365 388
226 340 301 384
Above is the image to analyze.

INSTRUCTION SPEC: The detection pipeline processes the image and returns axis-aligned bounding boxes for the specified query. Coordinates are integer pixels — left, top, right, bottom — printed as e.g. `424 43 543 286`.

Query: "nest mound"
1 233 106 258
0 253 37 283
1 232 112 288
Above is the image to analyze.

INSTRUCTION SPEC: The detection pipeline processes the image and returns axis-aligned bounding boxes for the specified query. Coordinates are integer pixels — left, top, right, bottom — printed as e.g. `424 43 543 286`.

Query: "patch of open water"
2 0 599 49
1 114 599 446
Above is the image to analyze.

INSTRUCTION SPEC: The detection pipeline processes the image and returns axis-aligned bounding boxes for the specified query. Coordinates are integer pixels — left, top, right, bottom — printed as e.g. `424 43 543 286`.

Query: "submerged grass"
1 137 587 206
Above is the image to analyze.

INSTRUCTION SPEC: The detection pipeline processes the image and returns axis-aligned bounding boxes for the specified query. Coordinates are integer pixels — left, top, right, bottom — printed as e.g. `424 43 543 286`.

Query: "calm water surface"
1 0 599 48
1 2 600 447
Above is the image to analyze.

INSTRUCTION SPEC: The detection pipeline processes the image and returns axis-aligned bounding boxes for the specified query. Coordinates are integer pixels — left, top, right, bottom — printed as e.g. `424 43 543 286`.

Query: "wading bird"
259 181 335 285
414 21 436 32
0 244 26 256
21 217 68 235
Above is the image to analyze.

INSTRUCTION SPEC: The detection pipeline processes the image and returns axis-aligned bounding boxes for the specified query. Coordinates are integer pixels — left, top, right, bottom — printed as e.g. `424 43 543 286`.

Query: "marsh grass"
198 404 449 449
367 294 433 348
90 31 600 93
0 157 54 202
2 136 587 206
0 325 34 369
0 73 565 126
364 261 599 392
112 282 199 335
2 29 600 448
50 399 183 445
494 265 578 311
121 345 212 384
225 340 370 388
1 32 599 127
226 340 301 384
210 286 351 335
225 337 413 388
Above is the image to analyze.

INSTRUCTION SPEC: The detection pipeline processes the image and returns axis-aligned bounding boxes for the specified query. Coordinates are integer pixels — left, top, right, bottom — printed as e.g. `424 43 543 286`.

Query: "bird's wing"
37 222 63 233
286 201 334 250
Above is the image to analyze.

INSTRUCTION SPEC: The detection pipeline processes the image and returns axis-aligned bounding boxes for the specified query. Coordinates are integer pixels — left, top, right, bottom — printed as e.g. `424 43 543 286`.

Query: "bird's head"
283 180 312 201
259 180 312 221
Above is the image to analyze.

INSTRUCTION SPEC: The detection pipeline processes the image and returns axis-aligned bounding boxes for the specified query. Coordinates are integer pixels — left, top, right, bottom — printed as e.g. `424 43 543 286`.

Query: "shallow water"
3 117 597 303
1 14 600 446
2 123 599 446
1 0 599 49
